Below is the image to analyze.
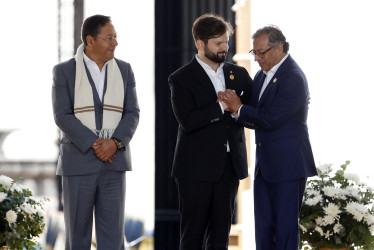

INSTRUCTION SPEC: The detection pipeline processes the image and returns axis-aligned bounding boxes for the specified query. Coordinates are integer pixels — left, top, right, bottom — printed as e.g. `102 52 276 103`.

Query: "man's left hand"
92 139 117 163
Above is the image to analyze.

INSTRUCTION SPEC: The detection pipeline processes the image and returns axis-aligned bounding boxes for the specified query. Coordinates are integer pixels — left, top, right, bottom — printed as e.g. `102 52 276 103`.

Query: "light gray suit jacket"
52 57 140 176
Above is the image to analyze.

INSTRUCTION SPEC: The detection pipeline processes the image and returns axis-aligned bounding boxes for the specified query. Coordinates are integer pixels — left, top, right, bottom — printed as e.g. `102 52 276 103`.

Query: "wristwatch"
111 138 124 149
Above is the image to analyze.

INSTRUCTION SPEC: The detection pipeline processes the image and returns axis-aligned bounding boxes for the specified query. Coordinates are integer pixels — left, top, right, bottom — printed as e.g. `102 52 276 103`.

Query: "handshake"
217 89 243 114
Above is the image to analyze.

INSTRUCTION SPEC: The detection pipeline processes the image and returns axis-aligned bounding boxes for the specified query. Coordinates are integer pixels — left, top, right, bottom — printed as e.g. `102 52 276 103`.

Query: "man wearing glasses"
220 26 317 249
52 15 139 249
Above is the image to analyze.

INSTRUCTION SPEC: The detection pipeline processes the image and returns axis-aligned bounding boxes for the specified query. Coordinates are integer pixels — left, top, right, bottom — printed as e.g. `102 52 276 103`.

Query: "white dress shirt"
196 55 230 152
195 55 226 112
258 54 289 100
83 52 109 102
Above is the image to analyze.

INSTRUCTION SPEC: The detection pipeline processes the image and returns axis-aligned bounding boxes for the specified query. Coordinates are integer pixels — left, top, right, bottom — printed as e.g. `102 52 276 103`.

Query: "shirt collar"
195 54 224 73
263 53 289 75
83 51 109 69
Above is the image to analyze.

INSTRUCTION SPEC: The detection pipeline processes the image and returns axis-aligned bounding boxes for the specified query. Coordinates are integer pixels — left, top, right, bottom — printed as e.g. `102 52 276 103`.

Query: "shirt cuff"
231 105 243 121
237 105 243 117
218 102 225 114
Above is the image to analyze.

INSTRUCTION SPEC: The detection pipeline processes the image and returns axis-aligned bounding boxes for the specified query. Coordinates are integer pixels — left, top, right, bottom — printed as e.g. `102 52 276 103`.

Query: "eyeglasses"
249 47 272 58
96 36 118 42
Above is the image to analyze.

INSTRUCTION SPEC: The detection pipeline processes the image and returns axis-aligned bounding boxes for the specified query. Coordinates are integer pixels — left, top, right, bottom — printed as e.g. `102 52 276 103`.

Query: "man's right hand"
222 89 242 113
92 139 116 163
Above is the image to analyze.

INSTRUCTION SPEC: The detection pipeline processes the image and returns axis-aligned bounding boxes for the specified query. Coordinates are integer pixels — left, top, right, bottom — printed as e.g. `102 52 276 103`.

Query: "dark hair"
252 25 289 53
192 13 233 43
81 15 112 46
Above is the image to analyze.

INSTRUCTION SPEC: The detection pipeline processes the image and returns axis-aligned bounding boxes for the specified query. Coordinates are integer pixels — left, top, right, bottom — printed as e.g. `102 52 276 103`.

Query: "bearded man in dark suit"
169 13 253 250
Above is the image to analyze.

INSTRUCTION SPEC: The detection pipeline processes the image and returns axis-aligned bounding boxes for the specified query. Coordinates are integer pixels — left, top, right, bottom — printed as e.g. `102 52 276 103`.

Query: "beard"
204 47 227 63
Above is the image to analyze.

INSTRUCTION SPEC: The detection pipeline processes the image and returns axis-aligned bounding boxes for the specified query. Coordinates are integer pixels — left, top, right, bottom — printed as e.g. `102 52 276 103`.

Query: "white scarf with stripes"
74 44 124 139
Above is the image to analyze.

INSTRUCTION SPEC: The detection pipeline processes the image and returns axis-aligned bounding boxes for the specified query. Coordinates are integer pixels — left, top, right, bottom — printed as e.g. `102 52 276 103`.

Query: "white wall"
0 0 59 159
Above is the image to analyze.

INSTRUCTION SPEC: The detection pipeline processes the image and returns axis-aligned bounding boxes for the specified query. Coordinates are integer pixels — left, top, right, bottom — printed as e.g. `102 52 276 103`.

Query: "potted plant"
0 175 48 249
299 161 374 250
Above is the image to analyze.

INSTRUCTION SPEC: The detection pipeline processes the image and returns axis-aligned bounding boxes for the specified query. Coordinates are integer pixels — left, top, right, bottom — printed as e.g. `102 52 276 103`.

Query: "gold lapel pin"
229 71 234 80
273 78 277 83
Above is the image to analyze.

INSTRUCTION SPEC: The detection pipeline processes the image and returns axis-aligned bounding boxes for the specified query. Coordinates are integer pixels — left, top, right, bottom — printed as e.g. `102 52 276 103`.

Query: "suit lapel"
83 61 102 105
189 57 217 99
223 64 234 90
257 55 293 107
255 73 267 105
258 74 276 106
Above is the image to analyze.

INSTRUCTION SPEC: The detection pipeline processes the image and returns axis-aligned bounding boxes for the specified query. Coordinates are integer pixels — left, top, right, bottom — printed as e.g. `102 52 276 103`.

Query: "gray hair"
252 25 289 53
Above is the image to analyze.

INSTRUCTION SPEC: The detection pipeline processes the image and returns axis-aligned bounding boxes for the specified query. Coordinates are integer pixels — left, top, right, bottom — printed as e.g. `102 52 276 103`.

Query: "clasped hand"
91 139 117 163
217 89 242 113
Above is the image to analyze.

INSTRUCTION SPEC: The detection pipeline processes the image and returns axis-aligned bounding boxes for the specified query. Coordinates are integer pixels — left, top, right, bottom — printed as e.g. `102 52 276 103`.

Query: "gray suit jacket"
52 57 140 176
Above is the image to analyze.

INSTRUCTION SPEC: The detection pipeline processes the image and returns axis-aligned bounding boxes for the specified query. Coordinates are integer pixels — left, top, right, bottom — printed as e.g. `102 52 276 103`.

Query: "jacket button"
258 142 262 146
224 143 227 147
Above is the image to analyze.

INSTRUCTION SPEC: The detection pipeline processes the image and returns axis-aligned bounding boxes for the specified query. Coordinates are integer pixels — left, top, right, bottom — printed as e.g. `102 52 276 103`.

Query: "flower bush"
299 161 374 250
0 175 48 249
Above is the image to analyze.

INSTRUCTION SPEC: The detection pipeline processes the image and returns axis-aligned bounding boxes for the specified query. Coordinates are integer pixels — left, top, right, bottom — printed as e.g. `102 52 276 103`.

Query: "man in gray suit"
52 14 139 250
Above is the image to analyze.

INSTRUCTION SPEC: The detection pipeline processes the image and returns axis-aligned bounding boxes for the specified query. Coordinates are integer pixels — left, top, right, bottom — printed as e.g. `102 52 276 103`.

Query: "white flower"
11 183 28 193
323 203 341 218
307 190 320 197
315 217 324 226
345 186 361 200
21 203 35 215
35 207 45 216
370 224 374 234
0 192 7 202
322 186 346 200
305 194 323 206
5 210 17 223
0 175 13 189
315 226 324 236
318 164 332 174
333 223 344 234
344 172 360 183
346 202 368 222
316 215 335 226
299 224 307 233
322 215 335 225
353 213 364 222
322 186 336 197
324 230 333 240
364 213 374 225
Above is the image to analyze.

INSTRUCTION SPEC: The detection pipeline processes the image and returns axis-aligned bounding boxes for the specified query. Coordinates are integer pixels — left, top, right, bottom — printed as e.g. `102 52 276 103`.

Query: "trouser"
176 153 239 250
254 170 306 250
62 170 126 250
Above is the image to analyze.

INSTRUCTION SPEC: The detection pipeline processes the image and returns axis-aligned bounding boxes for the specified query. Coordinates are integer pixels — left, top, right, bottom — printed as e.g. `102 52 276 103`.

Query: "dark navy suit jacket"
238 55 317 182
